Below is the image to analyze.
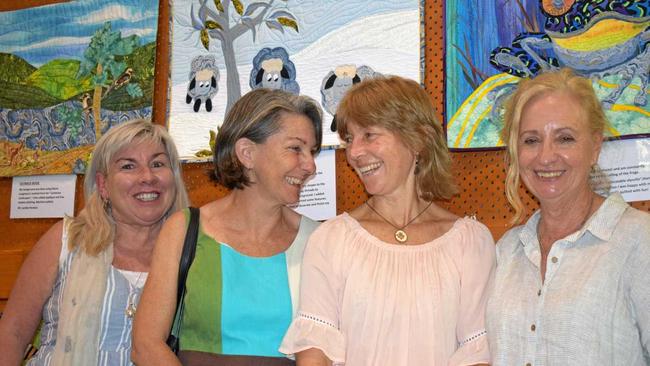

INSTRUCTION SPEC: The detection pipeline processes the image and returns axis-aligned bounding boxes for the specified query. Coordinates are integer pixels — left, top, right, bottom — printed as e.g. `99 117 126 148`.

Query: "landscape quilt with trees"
0 0 159 176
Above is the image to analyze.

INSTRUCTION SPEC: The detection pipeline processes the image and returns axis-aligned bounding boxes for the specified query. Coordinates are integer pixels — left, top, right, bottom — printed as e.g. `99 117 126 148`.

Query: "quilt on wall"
168 0 422 159
0 0 159 176
445 0 650 150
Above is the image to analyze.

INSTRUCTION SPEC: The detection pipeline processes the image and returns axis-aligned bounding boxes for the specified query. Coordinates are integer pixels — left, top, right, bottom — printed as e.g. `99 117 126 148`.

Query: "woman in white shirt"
486 68 650 366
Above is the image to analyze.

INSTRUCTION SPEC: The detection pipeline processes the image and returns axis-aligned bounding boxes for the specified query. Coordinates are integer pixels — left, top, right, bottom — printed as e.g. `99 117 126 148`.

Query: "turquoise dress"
178 210 319 360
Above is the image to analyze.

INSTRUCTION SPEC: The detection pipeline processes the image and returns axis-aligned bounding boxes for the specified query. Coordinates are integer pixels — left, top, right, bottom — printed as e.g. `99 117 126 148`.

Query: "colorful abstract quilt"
445 0 650 150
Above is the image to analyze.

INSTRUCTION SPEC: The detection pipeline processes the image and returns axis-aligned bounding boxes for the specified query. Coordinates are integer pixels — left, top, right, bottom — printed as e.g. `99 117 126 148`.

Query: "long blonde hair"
67 119 189 255
502 68 610 224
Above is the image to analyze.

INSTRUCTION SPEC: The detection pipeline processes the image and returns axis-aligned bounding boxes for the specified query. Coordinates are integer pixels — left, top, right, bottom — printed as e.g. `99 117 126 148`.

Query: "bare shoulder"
40 219 65 244
430 204 460 221
426 204 461 231
199 196 230 230
164 209 190 232
347 202 371 222
5 221 64 313
9 220 66 291
30 220 65 264
198 199 222 216
154 210 190 262
0 220 66 359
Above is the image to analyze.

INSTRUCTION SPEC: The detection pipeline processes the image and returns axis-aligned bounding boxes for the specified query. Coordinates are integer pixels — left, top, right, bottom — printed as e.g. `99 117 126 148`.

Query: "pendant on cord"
125 303 137 318
365 200 434 245
395 230 407 243
125 272 145 318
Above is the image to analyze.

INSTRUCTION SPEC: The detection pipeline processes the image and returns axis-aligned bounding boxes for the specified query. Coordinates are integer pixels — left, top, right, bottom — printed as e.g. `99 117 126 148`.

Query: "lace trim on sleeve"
297 312 338 330
459 329 486 347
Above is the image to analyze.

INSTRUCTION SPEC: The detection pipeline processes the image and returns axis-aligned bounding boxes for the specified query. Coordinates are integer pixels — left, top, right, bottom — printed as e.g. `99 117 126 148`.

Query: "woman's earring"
590 163 599 173
414 153 420 175
247 167 257 183
102 197 112 213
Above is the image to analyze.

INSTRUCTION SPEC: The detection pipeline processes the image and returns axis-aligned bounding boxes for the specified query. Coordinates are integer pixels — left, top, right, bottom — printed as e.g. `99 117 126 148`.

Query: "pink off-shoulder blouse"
280 213 495 366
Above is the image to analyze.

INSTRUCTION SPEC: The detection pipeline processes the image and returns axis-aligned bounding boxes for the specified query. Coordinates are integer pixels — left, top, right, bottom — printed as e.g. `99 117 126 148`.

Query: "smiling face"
344 120 417 198
97 139 176 227
248 113 318 205
517 91 602 205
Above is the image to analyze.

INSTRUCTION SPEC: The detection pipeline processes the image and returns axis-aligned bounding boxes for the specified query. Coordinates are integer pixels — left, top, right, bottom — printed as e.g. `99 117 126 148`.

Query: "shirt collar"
582 192 629 241
518 192 629 247
519 211 541 249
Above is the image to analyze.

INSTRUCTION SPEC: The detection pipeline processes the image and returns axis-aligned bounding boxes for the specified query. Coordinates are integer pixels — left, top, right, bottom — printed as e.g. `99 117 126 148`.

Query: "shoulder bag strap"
167 206 200 353
176 206 200 307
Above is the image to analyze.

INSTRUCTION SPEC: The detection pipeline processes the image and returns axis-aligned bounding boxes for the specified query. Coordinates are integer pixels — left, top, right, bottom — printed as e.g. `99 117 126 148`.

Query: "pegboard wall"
1 0 649 309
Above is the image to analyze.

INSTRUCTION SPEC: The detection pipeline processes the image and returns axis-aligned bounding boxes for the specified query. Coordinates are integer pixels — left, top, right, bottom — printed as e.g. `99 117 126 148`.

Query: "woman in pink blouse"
280 76 495 365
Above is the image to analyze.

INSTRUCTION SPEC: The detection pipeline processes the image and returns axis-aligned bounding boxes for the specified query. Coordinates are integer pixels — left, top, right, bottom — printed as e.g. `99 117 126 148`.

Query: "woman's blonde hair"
502 68 610 223
336 75 457 201
67 119 189 255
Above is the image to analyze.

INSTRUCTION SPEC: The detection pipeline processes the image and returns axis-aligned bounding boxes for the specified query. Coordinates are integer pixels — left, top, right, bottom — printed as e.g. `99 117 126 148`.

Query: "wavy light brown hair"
67 119 189 255
502 68 610 223
336 75 457 201
213 88 323 189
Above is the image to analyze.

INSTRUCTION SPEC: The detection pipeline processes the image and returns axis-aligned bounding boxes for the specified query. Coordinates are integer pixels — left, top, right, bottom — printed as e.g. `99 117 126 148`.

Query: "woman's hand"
296 348 332 366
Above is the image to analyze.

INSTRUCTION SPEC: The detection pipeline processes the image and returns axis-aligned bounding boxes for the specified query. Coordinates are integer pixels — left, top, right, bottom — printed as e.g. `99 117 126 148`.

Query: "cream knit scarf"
51 225 113 366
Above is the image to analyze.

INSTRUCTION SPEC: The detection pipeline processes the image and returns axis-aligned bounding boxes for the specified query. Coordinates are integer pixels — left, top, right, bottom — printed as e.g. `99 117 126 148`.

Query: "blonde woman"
486 68 650 365
0 120 188 365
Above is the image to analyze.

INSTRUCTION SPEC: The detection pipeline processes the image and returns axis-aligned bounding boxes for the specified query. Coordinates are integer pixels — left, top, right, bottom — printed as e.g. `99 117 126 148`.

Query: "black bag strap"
176 206 200 308
166 206 200 353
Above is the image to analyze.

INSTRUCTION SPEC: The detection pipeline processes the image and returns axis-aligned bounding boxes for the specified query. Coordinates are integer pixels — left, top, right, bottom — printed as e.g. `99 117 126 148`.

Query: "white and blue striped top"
26 224 147 366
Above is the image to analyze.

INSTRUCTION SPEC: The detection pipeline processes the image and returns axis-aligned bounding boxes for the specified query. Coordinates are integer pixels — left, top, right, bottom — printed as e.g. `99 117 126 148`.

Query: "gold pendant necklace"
125 272 146 318
365 200 433 243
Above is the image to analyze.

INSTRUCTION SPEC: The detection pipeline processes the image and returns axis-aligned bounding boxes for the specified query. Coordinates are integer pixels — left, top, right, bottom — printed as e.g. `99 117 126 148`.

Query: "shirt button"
531 324 536 331
526 363 532 366
551 256 558 263
537 289 541 296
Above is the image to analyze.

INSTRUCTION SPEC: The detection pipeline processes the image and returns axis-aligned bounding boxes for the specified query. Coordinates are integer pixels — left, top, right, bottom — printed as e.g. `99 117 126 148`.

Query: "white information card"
596 138 650 202
11 175 77 218
292 149 337 221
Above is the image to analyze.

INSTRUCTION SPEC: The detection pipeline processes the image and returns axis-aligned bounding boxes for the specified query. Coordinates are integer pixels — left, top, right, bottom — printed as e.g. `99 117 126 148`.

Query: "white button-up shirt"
486 193 650 365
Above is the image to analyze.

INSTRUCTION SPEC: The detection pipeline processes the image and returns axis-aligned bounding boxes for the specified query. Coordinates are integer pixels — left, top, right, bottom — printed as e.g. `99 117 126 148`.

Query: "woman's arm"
0 221 64 366
131 211 187 365
450 221 496 366
296 348 332 366
280 221 346 364
629 228 650 357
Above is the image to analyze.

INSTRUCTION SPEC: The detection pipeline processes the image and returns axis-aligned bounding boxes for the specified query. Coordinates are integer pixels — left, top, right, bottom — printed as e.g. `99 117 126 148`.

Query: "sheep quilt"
167 0 422 159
